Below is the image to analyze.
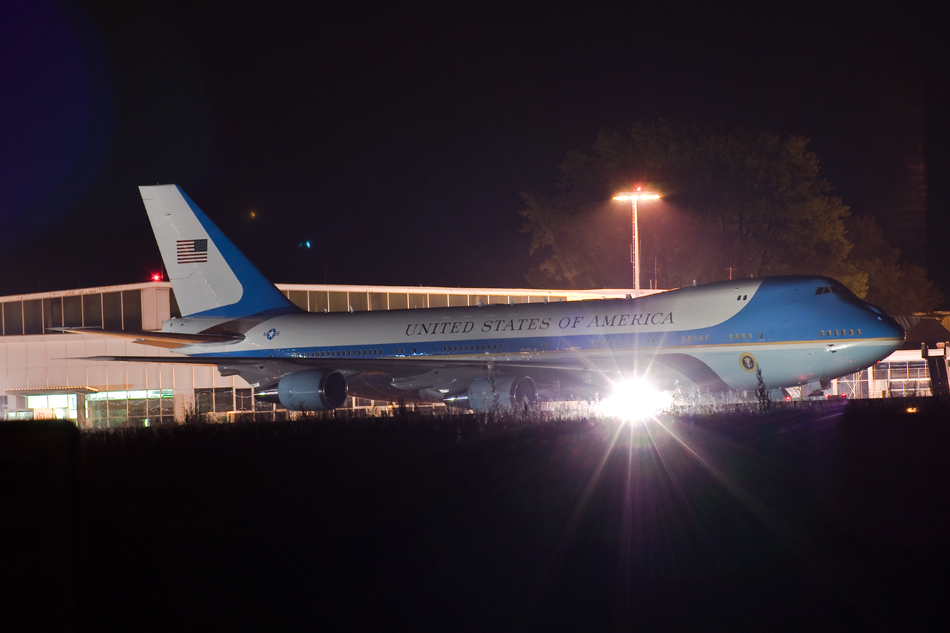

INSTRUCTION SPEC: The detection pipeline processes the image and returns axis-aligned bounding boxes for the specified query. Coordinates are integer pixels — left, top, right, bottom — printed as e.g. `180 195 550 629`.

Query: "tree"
521 121 866 293
846 215 943 313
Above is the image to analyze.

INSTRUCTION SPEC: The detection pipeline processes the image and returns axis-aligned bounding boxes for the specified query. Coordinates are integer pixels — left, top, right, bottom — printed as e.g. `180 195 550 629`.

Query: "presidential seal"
739 352 757 372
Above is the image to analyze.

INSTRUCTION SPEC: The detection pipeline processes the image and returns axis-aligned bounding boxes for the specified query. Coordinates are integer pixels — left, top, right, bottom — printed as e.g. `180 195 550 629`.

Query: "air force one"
71 185 905 412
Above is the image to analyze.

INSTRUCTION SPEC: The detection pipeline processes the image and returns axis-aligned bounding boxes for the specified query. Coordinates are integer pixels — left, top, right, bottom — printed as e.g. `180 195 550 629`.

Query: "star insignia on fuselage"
264 328 279 340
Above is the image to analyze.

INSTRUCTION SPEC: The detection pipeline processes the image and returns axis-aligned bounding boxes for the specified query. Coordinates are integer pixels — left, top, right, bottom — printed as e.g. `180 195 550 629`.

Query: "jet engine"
256 369 348 411
444 375 538 412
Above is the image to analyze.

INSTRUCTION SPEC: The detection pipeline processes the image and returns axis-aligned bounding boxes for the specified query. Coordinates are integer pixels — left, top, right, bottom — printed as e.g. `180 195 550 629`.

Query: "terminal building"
2 282 947 426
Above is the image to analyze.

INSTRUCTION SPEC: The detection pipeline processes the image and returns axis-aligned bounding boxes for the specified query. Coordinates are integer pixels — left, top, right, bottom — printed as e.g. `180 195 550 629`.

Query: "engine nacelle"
444 375 538 412
265 369 348 411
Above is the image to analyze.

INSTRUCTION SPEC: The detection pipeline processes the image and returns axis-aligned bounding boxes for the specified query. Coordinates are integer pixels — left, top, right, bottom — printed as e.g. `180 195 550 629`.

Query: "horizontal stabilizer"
52 328 244 349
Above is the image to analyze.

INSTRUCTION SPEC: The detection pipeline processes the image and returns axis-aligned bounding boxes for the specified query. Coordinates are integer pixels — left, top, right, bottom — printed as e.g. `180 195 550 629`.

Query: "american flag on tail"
177 239 208 264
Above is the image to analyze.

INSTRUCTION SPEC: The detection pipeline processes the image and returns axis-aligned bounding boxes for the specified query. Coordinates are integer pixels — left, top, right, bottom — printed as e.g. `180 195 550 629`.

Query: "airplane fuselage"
168 275 904 403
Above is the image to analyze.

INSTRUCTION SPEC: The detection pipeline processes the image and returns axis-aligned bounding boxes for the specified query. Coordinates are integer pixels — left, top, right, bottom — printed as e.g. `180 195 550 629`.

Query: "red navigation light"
634 185 643 191
151 273 162 282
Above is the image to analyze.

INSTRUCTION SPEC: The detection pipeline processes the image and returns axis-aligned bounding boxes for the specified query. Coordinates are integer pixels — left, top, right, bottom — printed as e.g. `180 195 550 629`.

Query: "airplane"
70 185 905 412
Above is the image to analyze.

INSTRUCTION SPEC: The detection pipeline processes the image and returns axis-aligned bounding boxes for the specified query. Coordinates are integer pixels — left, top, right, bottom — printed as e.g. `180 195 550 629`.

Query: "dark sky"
1 0 946 302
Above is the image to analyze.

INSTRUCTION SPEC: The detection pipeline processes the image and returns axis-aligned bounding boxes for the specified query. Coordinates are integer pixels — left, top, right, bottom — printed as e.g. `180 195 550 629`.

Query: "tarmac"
5 400 950 631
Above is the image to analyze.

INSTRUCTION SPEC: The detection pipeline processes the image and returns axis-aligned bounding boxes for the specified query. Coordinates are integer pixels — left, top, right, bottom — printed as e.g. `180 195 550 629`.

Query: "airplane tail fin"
139 185 297 318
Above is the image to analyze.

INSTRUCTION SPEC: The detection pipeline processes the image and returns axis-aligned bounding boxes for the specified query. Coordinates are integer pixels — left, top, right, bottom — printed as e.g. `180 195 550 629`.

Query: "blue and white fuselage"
81 185 904 412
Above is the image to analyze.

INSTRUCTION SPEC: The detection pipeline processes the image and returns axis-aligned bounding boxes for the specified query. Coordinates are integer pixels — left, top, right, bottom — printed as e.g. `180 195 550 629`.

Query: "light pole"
613 187 661 296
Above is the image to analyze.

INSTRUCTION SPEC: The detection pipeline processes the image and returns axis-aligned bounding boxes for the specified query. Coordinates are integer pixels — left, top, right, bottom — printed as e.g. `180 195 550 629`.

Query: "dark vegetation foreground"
44 402 950 630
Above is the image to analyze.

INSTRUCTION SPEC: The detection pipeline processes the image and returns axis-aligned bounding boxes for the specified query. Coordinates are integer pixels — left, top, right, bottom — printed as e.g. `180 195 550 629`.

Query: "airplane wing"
82 353 617 391
83 353 606 372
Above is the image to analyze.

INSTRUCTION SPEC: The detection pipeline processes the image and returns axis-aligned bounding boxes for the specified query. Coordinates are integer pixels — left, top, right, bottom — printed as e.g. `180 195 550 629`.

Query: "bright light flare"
613 192 661 201
150 272 162 282
598 379 673 421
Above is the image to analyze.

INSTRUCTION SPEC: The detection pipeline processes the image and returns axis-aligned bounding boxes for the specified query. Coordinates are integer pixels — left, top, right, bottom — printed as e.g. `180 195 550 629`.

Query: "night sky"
2 1 947 303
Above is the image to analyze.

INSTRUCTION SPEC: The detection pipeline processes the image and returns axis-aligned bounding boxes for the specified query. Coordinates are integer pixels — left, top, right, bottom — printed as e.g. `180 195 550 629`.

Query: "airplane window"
820 330 824 336
737 295 741 301
682 336 686 342
849 329 853 336
748 333 752 339
413 347 417 353
857 329 861 335
759 333 763 339
743 295 747 300
741 333 745 339
834 330 839 336
729 334 733 340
